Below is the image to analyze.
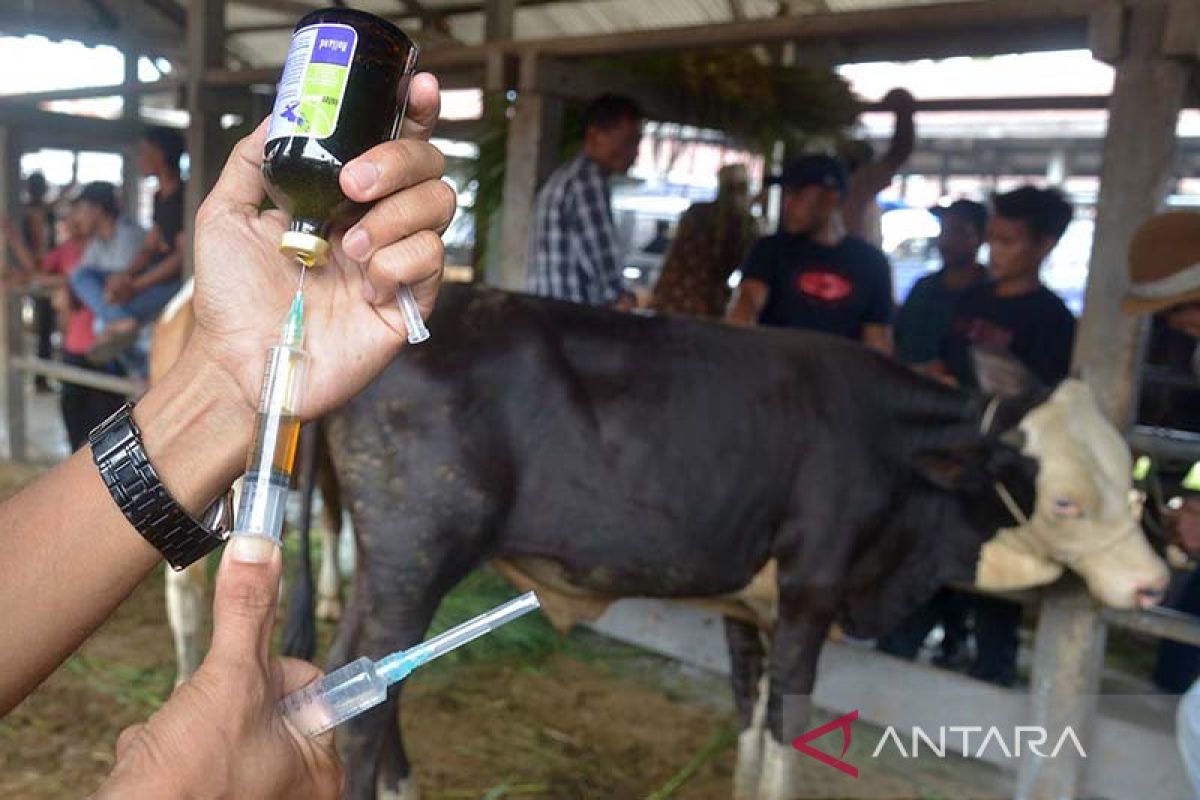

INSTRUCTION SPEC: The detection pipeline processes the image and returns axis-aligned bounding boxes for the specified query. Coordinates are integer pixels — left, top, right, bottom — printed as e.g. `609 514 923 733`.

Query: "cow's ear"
914 448 977 491
972 346 1045 399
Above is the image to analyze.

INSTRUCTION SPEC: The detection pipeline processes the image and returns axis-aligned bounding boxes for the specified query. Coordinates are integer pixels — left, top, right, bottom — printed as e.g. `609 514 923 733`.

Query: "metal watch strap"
89 402 228 571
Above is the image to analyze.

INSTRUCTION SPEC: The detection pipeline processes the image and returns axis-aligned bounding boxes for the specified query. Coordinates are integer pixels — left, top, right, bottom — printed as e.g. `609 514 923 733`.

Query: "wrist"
132 345 254 517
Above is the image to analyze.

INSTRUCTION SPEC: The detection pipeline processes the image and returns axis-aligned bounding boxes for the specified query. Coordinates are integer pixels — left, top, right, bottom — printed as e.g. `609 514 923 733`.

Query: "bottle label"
267 23 358 142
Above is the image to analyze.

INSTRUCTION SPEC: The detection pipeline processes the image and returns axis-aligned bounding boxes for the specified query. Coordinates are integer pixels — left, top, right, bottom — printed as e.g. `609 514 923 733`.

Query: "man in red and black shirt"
727 155 894 355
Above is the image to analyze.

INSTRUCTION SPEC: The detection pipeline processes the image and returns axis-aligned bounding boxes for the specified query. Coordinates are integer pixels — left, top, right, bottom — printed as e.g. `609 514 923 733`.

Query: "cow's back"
325 285 947 600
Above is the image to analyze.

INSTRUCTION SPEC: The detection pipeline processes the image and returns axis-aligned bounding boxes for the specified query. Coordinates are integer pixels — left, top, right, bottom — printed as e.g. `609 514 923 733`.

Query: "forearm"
120 242 156 281
132 250 183 290
883 111 916 171
0 348 251 714
863 324 894 357
726 282 766 326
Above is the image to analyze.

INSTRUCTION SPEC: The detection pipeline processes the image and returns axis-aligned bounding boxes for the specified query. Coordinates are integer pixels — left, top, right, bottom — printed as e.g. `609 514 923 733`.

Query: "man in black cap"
894 199 989 366
726 154 894 354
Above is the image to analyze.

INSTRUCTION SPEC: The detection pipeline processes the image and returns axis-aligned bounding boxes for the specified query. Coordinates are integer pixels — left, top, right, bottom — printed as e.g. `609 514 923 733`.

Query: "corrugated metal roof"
0 0 1003 68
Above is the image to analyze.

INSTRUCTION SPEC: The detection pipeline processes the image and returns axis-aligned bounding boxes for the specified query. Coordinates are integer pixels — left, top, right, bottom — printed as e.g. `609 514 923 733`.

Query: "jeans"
1178 679 1200 799
70 267 181 328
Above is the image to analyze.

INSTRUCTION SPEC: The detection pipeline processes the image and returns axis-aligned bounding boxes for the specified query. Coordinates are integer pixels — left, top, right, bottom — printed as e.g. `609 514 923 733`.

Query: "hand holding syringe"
282 591 540 737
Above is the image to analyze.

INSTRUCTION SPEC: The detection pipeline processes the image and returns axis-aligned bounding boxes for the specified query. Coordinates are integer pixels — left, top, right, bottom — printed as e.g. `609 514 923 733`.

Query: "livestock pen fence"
3 1 1200 797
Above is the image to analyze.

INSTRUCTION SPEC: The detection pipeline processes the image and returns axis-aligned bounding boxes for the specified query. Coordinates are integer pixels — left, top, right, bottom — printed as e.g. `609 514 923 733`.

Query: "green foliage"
467 50 860 268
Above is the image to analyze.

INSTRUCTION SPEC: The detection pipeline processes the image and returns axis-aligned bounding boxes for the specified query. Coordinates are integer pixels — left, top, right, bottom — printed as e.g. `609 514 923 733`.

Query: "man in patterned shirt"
526 94 643 306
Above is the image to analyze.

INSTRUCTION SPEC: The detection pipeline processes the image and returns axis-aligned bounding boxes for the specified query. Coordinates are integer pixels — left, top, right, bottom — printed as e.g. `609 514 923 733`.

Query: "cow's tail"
282 419 323 661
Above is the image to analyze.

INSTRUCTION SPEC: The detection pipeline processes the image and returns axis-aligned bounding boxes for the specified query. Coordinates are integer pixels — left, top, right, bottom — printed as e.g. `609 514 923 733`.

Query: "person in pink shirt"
4 192 126 449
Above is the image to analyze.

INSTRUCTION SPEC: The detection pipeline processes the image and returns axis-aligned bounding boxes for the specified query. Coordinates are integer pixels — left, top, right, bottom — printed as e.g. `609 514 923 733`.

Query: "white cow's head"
974 372 1168 609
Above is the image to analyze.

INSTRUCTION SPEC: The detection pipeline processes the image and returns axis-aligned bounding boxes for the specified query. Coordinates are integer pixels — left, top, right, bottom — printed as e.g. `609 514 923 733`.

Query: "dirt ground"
0 461 1009 799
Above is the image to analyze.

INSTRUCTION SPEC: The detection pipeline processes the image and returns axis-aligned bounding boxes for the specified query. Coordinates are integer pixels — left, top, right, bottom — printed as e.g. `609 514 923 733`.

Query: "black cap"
768 155 847 194
932 199 988 237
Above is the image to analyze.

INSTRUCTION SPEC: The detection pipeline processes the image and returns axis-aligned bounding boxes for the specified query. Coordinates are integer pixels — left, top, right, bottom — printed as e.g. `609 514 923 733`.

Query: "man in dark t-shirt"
939 186 1076 389
895 199 989 366
727 155 894 355
940 185 1076 688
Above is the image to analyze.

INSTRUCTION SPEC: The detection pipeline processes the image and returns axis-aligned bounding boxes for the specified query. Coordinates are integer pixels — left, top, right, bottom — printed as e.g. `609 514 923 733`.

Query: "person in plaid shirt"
526 94 643 307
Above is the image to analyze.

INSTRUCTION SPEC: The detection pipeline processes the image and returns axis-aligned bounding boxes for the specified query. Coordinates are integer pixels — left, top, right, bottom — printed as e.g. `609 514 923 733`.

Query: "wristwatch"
89 402 231 571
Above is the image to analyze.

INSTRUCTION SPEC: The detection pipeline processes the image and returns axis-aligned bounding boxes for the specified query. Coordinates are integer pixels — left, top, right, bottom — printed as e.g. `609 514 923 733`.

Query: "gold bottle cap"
280 231 331 268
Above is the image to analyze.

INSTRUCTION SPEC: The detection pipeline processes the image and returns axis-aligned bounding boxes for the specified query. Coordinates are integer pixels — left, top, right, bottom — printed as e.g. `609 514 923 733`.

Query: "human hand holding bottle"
183 72 456 426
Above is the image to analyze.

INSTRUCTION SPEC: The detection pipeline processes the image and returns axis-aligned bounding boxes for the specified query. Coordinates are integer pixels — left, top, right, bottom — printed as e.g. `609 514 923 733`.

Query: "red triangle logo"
791 709 859 778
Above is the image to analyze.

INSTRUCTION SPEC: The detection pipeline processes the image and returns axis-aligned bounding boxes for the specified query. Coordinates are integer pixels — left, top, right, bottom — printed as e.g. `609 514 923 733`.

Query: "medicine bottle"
262 9 418 267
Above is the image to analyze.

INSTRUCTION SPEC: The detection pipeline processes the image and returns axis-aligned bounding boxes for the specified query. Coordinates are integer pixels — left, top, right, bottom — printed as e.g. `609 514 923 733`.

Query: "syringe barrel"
280 656 386 738
233 344 308 545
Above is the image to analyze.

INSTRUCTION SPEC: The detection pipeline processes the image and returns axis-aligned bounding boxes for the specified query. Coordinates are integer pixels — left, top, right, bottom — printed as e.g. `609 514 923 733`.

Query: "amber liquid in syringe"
246 412 302 484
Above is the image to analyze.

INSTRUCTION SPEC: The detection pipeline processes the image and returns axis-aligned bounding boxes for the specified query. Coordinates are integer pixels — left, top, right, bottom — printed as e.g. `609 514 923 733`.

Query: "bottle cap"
280 231 331 268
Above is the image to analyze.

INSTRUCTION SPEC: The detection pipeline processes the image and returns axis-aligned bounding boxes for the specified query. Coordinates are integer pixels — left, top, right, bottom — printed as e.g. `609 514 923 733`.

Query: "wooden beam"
0 12 182 58
1088 0 1126 63
228 0 317 14
727 0 746 23
519 0 1093 57
0 78 188 107
0 106 142 150
221 0 1094 87
485 0 516 41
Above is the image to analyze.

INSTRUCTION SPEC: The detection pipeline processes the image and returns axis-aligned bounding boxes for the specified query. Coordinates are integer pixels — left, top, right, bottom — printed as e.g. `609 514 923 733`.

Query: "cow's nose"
1135 575 1169 609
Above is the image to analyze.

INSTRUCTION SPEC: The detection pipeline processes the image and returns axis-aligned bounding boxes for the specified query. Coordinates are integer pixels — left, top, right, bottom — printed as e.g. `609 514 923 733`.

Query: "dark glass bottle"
262 9 418 267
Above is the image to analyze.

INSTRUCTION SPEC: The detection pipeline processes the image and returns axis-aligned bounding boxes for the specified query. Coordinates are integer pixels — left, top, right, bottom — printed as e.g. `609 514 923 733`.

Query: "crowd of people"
526 91 1200 695
2 126 188 450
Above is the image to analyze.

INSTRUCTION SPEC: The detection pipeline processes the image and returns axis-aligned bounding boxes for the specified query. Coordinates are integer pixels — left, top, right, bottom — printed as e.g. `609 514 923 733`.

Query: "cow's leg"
331 513 484 800
315 525 342 622
316 446 344 622
726 617 769 800
165 558 208 685
757 602 836 800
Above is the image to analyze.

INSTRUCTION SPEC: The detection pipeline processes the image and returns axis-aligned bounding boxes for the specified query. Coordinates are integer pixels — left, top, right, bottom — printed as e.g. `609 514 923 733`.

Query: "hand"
95 539 340 799
1164 303 1200 339
880 87 916 115
105 273 135 304
1172 496 1200 557
184 72 455 422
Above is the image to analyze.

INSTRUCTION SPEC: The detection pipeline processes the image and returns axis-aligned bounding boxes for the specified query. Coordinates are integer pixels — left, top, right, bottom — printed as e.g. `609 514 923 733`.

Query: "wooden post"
121 47 142 222
0 125 26 462
1072 0 1186 423
185 0 227 278
1017 3 1188 798
491 53 562 291
474 0 517 279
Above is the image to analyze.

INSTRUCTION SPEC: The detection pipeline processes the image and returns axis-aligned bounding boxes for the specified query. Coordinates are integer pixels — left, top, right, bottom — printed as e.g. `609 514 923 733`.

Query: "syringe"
281 591 540 737
230 287 309 546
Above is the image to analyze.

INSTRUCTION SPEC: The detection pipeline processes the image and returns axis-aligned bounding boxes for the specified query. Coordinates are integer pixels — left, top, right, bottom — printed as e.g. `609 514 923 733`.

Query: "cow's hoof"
757 736 800 800
378 776 421 800
733 726 765 800
316 596 343 622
